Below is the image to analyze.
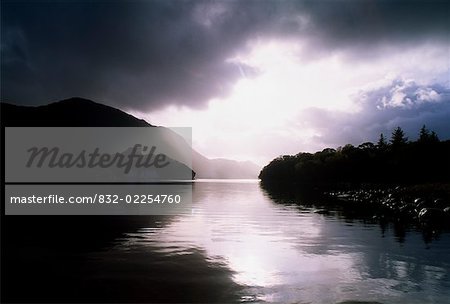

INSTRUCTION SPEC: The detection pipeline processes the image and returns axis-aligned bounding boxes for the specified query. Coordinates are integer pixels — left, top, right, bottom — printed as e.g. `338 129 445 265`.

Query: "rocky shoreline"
328 185 450 227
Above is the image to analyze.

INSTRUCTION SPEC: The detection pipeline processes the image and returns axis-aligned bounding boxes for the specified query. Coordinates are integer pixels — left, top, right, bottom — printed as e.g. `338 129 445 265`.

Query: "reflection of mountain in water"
3 215 242 303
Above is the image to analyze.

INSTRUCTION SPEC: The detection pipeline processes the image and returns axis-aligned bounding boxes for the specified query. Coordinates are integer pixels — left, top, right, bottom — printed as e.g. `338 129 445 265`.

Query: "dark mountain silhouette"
1 97 151 127
1 97 260 178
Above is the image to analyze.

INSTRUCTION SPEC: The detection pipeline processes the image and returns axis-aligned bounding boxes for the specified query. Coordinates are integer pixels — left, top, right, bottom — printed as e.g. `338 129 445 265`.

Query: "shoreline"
260 181 450 232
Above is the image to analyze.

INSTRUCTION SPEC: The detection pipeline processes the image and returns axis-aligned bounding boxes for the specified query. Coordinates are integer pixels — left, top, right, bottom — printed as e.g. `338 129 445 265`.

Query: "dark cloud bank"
2 0 449 109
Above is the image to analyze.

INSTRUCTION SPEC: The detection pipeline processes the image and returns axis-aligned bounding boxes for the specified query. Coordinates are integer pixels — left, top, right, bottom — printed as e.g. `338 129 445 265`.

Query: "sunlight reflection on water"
113 180 450 303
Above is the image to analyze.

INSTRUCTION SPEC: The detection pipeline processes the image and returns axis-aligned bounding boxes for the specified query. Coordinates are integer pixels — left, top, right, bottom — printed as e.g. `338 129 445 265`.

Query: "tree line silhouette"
259 126 450 185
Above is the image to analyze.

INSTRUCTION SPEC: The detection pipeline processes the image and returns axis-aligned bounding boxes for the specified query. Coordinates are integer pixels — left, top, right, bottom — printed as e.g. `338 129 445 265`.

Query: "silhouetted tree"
390 127 408 147
418 125 431 143
430 131 440 143
418 125 440 144
259 125 450 186
377 133 388 149
358 142 376 151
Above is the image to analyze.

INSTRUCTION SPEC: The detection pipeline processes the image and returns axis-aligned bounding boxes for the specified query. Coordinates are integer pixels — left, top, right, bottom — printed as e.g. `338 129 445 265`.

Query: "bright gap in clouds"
131 40 448 166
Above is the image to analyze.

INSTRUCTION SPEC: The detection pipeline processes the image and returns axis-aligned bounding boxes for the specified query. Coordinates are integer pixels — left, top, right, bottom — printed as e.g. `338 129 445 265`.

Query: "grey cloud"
1 0 449 111
355 79 449 109
296 0 450 57
299 79 450 147
1 1 265 110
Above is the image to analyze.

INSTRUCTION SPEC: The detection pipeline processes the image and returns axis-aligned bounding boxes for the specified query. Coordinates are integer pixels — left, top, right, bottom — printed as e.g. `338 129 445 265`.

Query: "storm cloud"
298 79 450 148
1 0 449 111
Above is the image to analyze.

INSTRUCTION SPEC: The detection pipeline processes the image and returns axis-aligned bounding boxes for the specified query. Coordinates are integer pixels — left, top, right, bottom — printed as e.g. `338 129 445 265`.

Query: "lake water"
4 179 450 303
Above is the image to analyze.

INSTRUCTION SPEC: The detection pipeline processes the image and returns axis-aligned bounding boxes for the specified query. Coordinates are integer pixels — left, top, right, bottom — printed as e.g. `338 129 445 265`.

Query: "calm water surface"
84 179 450 303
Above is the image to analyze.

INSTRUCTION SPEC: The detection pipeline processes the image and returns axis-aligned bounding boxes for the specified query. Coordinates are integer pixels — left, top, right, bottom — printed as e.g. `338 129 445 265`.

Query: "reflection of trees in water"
260 182 450 291
259 182 449 244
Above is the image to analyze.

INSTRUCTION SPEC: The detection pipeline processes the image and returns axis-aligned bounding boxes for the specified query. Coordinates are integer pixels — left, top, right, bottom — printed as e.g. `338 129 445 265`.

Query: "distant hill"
193 157 261 179
1 97 260 179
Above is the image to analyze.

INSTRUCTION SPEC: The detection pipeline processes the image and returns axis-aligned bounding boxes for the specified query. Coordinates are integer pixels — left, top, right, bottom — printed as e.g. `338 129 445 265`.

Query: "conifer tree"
390 127 408 146
418 125 430 143
377 133 387 148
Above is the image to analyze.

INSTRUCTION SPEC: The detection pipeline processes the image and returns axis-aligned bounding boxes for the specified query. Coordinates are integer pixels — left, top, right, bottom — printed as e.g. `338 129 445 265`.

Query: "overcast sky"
2 0 449 164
